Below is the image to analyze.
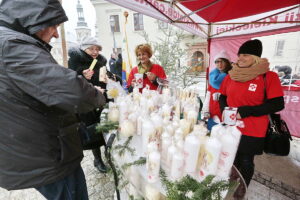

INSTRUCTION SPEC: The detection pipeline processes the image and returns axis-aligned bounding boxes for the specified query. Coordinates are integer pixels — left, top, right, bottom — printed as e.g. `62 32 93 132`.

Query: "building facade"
90 0 208 73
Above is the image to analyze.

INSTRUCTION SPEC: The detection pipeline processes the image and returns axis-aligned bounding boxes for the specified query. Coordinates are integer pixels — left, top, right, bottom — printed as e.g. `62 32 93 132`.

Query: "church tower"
75 0 91 42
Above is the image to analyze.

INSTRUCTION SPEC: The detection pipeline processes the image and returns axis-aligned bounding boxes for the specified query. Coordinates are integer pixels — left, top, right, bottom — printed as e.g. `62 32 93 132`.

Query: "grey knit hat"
80 36 102 51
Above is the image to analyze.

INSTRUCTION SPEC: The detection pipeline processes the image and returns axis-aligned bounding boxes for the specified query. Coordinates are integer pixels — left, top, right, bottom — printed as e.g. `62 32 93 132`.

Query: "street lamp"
109 17 117 54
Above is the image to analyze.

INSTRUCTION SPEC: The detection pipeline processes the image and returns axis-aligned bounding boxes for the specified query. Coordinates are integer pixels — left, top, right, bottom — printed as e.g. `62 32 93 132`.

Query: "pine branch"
96 121 119 133
113 136 135 156
121 157 146 170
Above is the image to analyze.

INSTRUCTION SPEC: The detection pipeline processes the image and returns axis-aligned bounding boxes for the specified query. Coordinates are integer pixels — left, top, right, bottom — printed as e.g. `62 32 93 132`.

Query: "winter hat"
238 39 262 57
80 36 102 51
214 50 231 62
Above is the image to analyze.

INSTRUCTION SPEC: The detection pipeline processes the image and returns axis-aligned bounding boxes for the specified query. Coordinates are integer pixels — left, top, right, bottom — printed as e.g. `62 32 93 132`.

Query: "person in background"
109 53 117 75
127 43 166 92
202 50 232 130
0 0 106 199
219 39 284 188
115 53 123 80
68 36 108 173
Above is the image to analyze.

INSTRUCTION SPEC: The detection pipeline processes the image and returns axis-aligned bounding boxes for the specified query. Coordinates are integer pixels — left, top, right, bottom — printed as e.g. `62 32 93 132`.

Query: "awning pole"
59 0 68 68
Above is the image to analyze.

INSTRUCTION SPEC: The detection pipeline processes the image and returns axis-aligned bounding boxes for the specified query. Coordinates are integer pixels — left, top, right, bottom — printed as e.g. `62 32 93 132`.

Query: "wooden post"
58 0 68 68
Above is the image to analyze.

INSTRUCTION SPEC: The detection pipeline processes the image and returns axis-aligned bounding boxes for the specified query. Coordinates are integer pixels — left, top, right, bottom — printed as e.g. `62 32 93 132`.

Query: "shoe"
94 159 108 173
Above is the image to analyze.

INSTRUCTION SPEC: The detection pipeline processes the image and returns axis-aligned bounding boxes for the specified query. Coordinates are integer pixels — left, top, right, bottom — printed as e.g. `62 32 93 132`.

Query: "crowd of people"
0 0 287 199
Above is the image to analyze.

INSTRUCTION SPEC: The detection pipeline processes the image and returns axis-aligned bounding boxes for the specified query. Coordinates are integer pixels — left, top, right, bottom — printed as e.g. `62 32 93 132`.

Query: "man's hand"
94 86 105 94
146 72 157 81
83 69 94 80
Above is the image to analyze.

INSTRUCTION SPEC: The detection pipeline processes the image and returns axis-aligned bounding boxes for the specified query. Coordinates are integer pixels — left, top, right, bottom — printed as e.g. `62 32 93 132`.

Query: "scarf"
138 61 153 74
229 58 270 82
209 68 227 89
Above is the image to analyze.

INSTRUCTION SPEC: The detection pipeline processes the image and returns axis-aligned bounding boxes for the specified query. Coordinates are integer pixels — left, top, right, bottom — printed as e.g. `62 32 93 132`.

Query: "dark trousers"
35 165 88 200
234 152 255 187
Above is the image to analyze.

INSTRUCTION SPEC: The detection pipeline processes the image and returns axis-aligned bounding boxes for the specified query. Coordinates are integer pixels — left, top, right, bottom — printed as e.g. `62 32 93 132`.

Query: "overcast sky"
62 0 96 40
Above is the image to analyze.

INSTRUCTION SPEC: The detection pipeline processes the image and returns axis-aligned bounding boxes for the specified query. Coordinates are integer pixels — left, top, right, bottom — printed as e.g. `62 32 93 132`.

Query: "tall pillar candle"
146 150 161 183
184 134 201 173
199 137 222 179
216 132 239 179
145 184 161 200
170 151 184 181
142 120 156 155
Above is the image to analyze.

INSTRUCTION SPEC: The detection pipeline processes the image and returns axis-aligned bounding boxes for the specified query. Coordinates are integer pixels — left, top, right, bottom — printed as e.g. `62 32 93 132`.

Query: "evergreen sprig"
160 169 237 200
96 121 119 133
113 136 135 156
121 157 146 170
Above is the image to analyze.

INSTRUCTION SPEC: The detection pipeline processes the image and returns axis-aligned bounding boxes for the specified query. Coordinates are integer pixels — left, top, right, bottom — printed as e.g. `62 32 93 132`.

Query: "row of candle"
108 86 241 200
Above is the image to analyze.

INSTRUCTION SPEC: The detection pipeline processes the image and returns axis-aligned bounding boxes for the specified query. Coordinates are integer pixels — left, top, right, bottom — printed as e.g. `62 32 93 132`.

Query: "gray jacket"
0 0 106 189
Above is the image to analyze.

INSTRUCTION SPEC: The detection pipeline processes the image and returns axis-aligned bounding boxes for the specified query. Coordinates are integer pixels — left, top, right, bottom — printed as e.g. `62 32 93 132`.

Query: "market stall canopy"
105 0 300 38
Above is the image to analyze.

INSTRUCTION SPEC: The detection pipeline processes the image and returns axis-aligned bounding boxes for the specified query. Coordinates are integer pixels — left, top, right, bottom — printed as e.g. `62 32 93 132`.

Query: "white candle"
108 107 119 122
179 119 191 137
142 120 155 155
216 132 239 179
120 120 135 137
165 125 174 136
118 100 128 124
210 124 224 139
99 66 107 82
136 115 144 136
151 114 163 136
147 150 161 183
145 184 161 200
187 109 198 126
161 134 172 165
166 143 177 170
147 98 155 112
161 104 172 118
170 151 184 181
184 134 201 173
199 137 222 179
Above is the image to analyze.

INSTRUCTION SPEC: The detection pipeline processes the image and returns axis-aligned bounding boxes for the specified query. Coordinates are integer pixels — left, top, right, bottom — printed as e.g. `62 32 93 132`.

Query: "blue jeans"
35 165 88 200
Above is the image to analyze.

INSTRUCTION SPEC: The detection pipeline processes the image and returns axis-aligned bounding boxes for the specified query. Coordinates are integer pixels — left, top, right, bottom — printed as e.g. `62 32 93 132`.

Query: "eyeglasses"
215 60 224 64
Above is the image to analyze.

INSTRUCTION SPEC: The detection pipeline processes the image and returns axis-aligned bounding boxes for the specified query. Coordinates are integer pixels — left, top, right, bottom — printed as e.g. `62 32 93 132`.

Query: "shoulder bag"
77 114 106 150
263 74 292 156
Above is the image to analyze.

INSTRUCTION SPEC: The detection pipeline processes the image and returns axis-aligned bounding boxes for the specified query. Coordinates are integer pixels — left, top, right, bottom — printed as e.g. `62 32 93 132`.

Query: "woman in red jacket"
127 44 166 92
219 39 284 188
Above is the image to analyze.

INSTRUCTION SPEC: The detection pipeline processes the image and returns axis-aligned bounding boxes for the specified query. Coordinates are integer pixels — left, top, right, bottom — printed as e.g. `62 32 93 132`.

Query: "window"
190 51 204 73
134 13 144 31
274 40 285 57
158 20 168 29
110 15 120 32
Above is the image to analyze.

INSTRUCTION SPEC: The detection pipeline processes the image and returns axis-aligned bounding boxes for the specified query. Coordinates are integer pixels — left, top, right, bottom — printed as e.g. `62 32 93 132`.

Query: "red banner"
281 90 300 138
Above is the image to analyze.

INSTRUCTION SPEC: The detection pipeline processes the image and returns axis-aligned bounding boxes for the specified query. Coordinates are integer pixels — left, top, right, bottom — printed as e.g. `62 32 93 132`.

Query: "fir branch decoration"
121 157 146 170
113 136 135 156
160 169 237 200
96 121 119 133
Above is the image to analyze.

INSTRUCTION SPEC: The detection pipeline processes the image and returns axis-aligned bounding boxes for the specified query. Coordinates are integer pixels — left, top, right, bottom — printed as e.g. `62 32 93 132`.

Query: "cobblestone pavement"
0 149 115 200
0 147 299 200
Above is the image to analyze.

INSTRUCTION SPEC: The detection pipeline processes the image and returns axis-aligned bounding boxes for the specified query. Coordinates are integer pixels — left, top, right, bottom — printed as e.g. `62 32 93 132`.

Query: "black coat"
68 47 107 89
0 0 106 190
68 47 111 125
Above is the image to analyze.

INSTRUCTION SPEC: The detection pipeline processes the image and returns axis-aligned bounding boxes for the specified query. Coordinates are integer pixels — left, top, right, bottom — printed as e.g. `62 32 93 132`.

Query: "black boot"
92 148 107 173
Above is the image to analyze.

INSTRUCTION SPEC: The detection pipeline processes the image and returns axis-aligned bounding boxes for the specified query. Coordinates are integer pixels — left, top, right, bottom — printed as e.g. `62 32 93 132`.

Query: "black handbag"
263 74 292 156
264 113 292 156
76 114 106 150
78 123 106 150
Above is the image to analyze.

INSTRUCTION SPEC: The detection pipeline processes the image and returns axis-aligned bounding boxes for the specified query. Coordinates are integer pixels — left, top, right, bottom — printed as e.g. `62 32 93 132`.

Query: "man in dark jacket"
109 53 117 74
0 0 106 199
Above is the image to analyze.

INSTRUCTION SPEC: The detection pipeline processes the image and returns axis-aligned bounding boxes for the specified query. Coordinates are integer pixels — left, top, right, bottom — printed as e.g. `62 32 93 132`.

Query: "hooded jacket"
0 0 106 190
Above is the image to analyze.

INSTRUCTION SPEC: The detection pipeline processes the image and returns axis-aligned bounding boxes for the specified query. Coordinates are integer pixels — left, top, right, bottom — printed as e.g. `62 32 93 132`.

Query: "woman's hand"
131 78 136 86
83 69 94 80
146 72 157 81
